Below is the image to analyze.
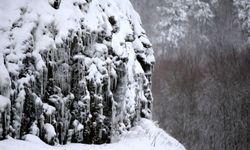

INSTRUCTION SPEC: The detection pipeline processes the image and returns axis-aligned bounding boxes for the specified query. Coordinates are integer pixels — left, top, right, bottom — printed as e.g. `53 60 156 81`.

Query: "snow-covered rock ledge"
0 119 185 150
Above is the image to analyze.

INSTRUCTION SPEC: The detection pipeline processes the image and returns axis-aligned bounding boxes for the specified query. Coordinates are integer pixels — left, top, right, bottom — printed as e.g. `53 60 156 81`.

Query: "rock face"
0 0 154 145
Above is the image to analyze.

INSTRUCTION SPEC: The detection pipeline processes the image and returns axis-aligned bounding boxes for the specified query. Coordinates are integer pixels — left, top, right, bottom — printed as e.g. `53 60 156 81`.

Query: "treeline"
144 0 250 149
153 46 250 150
130 0 250 149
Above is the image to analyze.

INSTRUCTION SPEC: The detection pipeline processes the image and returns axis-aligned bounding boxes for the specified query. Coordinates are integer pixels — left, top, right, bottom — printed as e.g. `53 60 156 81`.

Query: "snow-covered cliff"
0 0 154 144
0 0 184 149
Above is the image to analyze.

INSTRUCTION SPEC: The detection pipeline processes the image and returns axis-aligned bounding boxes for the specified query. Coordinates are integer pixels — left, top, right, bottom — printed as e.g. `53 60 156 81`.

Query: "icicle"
0 53 11 98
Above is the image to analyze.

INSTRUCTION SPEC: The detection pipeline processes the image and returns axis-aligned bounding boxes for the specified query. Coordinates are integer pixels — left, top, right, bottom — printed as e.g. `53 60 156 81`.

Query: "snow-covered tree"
156 0 190 47
155 0 214 56
234 0 250 44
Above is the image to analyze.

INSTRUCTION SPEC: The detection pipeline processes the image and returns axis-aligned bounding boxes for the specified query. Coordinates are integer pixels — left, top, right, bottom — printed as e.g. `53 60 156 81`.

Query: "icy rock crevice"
0 0 154 145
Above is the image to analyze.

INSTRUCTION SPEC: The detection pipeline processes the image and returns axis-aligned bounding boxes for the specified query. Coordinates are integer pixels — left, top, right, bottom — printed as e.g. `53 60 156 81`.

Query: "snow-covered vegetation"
234 0 250 44
156 0 213 47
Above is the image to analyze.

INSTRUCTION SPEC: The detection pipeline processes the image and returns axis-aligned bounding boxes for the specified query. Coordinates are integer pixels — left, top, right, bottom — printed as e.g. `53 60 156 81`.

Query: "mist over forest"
131 0 250 149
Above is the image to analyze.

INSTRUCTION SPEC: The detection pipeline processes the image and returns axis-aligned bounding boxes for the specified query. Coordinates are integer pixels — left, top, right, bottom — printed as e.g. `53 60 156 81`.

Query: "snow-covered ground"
0 119 185 150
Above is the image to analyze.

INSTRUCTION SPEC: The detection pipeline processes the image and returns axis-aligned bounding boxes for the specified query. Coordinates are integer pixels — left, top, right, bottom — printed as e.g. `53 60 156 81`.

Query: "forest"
132 0 250 149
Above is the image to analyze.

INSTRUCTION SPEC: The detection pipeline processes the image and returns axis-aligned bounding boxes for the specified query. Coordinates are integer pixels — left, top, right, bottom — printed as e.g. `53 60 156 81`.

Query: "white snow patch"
0 54 11 98
0 119 185 150
43 123 56 142
0 95 10 112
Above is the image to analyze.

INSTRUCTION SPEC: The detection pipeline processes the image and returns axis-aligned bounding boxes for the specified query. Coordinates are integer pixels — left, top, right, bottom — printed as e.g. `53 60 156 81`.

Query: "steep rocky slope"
0 0 154 144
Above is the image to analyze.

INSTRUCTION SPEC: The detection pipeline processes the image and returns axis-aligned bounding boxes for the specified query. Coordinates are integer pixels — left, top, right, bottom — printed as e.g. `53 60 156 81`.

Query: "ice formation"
0 0 154 144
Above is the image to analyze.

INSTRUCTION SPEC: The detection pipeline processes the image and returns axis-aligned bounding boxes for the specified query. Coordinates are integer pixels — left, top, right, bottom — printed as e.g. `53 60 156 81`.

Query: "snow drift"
0 119 185 150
